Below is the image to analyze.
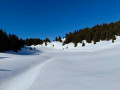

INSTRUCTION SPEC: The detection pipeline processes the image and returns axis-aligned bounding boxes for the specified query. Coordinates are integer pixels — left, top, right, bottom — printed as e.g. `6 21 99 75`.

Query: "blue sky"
0 0 120 40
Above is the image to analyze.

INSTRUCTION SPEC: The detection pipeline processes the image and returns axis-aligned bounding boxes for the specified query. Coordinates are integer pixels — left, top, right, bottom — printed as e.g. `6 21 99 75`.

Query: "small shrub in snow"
94 41 96 44
45 42 47 46
82 42 85 47
66 47 68 49
112 35 116 43
74 42 77 47
93 40 96 44
112 40 114 43
30 47 32 50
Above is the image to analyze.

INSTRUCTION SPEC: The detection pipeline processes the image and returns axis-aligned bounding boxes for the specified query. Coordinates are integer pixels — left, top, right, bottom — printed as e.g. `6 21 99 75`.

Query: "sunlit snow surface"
0 37 120 90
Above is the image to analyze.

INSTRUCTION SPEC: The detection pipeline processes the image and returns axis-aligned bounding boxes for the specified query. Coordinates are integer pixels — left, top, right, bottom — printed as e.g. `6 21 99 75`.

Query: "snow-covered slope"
41 36 120 51
0 36 120 90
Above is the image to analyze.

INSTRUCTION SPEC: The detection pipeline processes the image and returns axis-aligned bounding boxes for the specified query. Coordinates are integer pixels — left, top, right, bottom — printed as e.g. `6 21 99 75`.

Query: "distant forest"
0 21 120 52
0 29 25 52
0 29 50 52
62 21 120 47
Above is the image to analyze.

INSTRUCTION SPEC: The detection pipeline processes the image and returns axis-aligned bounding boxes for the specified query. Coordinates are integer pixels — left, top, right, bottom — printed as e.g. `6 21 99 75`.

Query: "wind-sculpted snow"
0 37 120 90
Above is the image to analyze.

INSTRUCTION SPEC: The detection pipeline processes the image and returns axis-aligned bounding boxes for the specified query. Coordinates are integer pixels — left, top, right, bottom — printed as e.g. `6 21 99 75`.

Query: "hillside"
39 36 120 51
0 21 120 90
0 37 120 90
62 21 120 46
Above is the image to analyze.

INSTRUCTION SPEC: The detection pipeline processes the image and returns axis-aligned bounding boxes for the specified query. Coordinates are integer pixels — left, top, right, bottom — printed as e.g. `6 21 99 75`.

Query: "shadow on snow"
0 69 12 72
5 46 42 55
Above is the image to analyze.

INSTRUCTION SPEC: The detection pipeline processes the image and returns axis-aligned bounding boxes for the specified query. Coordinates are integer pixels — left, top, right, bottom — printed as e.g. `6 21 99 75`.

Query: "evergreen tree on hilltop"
63 21 120 47
44 38 50 43
58 36 62 42
55 37 58 41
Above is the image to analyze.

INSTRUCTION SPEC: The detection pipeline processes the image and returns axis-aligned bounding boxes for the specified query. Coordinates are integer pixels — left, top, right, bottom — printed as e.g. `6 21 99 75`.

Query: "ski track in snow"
0 57 54 90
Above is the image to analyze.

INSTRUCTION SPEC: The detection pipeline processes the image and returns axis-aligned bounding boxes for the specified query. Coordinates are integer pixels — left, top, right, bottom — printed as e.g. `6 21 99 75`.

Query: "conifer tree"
74 42 77 47
45 42 47 46
82 42 85 47
44 38 50 42
0 29 25 52
58 36 62 42
55 37 58 41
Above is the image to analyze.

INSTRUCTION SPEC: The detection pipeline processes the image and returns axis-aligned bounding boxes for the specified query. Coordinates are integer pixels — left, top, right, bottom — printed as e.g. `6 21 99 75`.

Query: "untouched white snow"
0 37 120 90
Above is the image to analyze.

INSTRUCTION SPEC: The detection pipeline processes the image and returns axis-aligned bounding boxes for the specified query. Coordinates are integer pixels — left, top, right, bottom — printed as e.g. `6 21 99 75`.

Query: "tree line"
0 29 51 52
1 21 120 52
62 21 120 47
0 29 25 52
25 37 50 46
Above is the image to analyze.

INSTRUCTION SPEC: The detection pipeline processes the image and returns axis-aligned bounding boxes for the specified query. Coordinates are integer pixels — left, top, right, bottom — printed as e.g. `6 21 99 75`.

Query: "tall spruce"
58 36 62 42
82 42 85 47
55 37 58 41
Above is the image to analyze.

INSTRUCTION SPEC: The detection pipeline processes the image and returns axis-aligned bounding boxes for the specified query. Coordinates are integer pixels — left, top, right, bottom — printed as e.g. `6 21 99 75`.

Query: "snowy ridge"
39 36 120 51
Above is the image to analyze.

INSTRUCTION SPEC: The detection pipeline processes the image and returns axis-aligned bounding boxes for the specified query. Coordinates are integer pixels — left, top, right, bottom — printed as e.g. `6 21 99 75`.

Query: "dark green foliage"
55 36 62 42
55 37 58 41
25 37 50 46
44 38 50 46
112 35 116 43
44 38 50 43
25 38 43 46
63 21 120 46
82 42 85 47
0 29 25 52
45 42 47 46
30 47 32 50
112 40 114 43
58 36 62 42
112 35 116 40
93 39 96 44
74 42 77 47
94 41 96 44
